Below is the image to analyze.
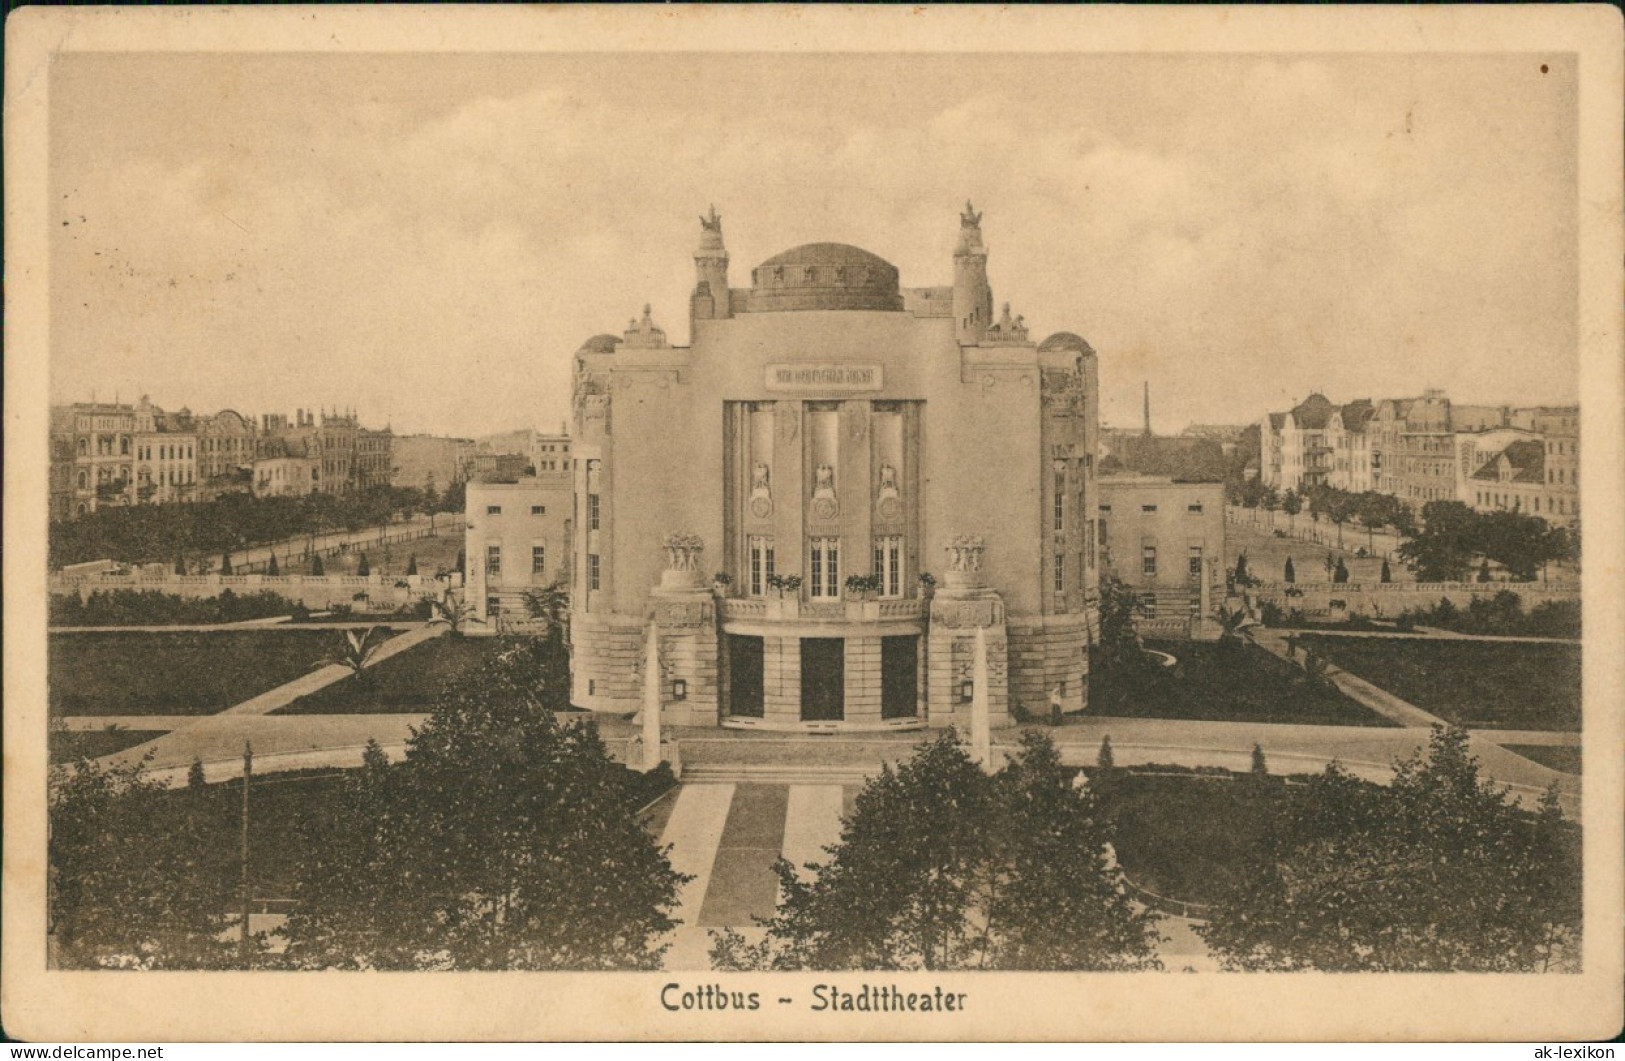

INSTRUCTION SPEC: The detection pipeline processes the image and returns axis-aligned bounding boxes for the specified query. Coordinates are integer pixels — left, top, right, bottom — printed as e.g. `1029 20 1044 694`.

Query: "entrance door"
799 638 845 721
728 635 764 717
881 635 919 719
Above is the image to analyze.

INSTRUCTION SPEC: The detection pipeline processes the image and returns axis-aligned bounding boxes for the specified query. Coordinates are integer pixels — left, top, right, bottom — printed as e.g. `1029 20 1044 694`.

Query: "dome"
1037 331 1096 356
746 243 903 312
578 334 623 354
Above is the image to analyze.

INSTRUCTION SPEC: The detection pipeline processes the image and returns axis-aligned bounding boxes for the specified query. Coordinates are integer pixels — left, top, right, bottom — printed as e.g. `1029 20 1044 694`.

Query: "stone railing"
1250 578 1578 618
50 570 464 611
720 596 925 624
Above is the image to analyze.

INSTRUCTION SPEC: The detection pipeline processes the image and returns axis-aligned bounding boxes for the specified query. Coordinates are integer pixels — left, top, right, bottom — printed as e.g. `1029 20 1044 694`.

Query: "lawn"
49 629 399 717
275 635 515 713
1506 745 1582 775
1088 639 1391 727
1302 636 1581 732
1095 770 1289 907
50 726 168 764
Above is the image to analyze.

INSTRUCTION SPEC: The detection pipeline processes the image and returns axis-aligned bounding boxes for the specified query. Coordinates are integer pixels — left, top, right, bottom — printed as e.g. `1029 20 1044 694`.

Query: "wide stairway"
674 733 933 786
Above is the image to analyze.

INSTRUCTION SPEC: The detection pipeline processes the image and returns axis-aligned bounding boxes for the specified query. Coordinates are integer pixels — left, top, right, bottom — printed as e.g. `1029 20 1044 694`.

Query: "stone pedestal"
926 537 1009 733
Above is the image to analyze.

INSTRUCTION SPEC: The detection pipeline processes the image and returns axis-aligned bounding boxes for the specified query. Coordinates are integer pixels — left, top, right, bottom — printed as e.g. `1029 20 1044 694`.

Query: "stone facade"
464 476 573 633
568 205 1101 732
1097 474 1225 638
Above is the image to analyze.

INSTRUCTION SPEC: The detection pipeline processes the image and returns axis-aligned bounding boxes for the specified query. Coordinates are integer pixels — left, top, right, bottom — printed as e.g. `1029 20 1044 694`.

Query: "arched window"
120 437 130 455
77 438 87 456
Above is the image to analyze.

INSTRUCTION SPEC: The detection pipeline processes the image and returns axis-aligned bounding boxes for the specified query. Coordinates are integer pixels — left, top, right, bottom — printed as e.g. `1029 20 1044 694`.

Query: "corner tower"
953 201 994 346
691 205 732 322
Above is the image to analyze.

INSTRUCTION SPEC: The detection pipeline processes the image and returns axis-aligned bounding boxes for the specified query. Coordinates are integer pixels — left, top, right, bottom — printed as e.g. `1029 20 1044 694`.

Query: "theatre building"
568 205 1100 732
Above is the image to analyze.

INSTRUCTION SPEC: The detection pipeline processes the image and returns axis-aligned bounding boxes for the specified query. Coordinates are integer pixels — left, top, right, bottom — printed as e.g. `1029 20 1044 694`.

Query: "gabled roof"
1471 439 1545 484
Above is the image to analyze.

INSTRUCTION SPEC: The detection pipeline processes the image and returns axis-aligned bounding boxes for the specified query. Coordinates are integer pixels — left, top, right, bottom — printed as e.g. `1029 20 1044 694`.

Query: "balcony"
721 596 924 625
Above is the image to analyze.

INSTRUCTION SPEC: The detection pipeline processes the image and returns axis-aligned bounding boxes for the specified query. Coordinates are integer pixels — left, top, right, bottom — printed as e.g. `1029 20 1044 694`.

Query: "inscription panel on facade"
765 363 884 392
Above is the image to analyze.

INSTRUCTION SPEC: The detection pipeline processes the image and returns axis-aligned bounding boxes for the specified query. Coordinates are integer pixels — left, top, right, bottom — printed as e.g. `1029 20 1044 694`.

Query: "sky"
49 51 1579 438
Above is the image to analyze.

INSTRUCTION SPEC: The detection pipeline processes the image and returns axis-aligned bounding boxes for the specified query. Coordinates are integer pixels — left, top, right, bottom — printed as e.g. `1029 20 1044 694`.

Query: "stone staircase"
679 762 879 786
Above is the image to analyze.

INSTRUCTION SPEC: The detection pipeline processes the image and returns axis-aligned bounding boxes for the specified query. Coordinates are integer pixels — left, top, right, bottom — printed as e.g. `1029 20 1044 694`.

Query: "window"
1188 502 1204 514
1189 546 1204 578
486 544 502 577
532 545 546 577
810 537 841 599
1142 546 1157 578
486 505 502 515
589 553 601 590
1054 554 1065 595
531 505 545 515
874 535 903 598
1085 521 1095 568
588 493 600 531
486 596 501 617
749 536 775 597
1142 504 1158 514
1053 469 1066 531
1140 593 1158 618
1099 504 1112 513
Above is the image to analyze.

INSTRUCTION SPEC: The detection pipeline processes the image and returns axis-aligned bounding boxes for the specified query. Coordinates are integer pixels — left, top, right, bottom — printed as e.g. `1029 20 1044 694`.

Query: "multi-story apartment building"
1258 393 1373 494
257 408 392 495
195 409 259 496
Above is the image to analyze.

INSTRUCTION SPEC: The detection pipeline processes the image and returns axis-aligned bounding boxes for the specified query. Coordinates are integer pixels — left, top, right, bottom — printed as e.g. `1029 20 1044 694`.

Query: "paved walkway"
1284 627 1581 646
1249 627 1447 729
51 621 432 634
218 624 442 717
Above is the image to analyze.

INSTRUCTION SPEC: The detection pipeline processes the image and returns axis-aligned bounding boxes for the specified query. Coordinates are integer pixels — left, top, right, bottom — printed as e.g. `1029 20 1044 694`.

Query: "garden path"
1248 627 1448 729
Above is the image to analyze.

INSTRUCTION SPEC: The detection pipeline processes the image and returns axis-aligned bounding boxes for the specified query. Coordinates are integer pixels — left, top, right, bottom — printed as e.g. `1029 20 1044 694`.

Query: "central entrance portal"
799 638 845 721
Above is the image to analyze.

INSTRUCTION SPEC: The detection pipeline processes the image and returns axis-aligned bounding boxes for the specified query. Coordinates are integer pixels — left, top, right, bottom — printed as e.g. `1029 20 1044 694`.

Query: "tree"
1477 558 1492 583
1284 556 1295 583
1097 735 1115 771
1092 576 1143 676
1333 558 1349 584
1398 501 1477 582
357 552 371 577
279 640 687 970
1232 552 1251 586
1280 488 1303 533
266 553 280 576
311 554 326 576
187 756 207 790
406 554 418 576
221 551 233 575
174 553 187 576
50 753 245 968
1199 726 1580 971
1380 558 1392 583
710 732 1160 971
1250 743 1269 778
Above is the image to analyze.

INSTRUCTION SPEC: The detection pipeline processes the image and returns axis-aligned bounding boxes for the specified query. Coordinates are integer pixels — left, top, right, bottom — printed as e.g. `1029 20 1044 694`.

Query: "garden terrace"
1088 639 1392 727
1301 635 1580 732
274 636 530 714
49 629 400 717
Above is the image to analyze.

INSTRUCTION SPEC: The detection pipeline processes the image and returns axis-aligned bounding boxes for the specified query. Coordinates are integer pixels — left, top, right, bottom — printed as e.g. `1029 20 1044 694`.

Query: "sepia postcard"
4 4 1623 1044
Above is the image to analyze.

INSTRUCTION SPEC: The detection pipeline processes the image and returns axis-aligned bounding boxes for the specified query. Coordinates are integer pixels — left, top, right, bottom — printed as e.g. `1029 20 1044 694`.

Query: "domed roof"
747 243 903 313
1037 331 1096 355
578 334 623 354
757 242 897 271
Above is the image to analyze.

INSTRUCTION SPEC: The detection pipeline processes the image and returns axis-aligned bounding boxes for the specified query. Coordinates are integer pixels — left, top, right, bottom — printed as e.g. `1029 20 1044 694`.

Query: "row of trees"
1232 480 1419 550
49 482 467 570
1398 501 1578 582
